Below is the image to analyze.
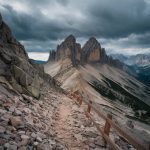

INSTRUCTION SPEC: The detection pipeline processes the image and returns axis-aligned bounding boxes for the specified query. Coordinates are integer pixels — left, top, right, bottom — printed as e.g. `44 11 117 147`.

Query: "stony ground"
0 83 108 150
53 95 107 150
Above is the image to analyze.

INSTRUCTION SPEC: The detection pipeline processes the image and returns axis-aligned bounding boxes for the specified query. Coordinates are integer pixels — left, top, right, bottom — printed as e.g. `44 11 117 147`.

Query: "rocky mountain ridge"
111 53 150 67
0 13 54 98
48 35 124 69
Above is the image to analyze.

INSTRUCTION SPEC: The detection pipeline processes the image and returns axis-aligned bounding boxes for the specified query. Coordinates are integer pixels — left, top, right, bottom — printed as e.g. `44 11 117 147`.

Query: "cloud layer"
0 0 150 55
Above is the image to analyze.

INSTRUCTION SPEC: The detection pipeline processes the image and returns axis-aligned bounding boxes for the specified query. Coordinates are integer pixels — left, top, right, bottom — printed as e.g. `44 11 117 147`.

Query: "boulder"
12 65 40 98
9 116 22 127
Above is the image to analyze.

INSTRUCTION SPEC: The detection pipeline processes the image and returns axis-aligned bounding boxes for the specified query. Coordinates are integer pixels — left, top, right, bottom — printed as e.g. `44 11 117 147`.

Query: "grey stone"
14 109 22 116
9 106 15 112
18 146 26 150
0 126 6 133
94 136 105 147
18 131 25 135
9 116 22 127
31 132 36 138
33 142 39 146
36 136 42 142
21 135 30 140
0 146 4 150
4 143 10 148
8 144 17 150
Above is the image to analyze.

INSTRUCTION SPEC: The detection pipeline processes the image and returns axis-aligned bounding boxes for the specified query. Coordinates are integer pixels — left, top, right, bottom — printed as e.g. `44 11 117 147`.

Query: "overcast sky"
0 0 150 59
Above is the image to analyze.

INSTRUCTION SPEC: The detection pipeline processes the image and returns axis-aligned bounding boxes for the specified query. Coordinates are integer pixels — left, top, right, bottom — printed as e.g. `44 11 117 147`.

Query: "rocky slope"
0 13 55 98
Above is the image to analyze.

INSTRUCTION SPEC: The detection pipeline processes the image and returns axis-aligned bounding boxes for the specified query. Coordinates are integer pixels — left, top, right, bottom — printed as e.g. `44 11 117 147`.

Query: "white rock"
18 131 25 135
33 142 39 146
36 136 42 142
31 132 37 138
14 109 22 115
21 135 30 140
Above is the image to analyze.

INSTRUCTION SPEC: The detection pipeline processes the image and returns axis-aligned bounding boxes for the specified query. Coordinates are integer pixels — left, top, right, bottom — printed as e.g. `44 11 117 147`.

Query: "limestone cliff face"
55 35 82 65
0 13 53 98
81 37 101 63
0 15 28 59
48 35 124 69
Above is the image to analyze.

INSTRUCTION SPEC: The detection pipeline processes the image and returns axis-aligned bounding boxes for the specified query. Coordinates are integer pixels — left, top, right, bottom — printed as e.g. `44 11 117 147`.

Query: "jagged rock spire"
81 37 101 63
65 35 76 43
55 35 81 65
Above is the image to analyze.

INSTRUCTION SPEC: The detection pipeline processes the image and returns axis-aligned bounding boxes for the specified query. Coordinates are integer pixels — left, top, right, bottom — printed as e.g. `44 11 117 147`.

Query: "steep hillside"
45 35 150 146
0 13 55 98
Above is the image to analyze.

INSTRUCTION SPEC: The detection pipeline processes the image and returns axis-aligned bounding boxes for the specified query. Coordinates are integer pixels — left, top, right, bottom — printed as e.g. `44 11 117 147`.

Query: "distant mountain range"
111 53 150 86
111 53 150 66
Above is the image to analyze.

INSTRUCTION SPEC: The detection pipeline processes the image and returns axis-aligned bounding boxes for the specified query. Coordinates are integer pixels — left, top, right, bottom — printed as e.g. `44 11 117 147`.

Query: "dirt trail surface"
53 96 107 150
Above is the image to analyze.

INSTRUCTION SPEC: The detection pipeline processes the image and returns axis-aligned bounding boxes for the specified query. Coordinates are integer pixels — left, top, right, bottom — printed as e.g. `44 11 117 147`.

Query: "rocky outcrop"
55 35 82 65
47 35 124 69
81 37 101 64
0 13 54 98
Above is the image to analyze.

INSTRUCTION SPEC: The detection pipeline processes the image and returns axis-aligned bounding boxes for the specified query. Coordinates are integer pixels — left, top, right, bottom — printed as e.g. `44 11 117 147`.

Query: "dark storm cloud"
0 0 150 54
84 0 150 38
1 4 72 41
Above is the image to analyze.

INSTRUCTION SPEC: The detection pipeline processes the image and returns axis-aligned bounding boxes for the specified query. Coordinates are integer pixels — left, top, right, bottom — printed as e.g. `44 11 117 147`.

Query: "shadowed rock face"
55 35 82 65
81 37 101 63
48 50 56 61
0 13 54 98
48 35 124 69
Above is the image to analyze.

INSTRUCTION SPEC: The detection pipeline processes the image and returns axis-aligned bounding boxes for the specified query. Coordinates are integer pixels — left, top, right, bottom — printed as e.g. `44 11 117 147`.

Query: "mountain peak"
80 37 101 63
65 34 76 43
82 37 100 52
88 37 99 43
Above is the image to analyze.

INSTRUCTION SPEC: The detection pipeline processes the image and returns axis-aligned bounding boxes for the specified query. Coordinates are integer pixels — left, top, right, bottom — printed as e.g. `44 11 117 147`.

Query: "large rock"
12 65 41 98
55 35 82 65
9 116 22 127
0 12 47 98
81 37 101 64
